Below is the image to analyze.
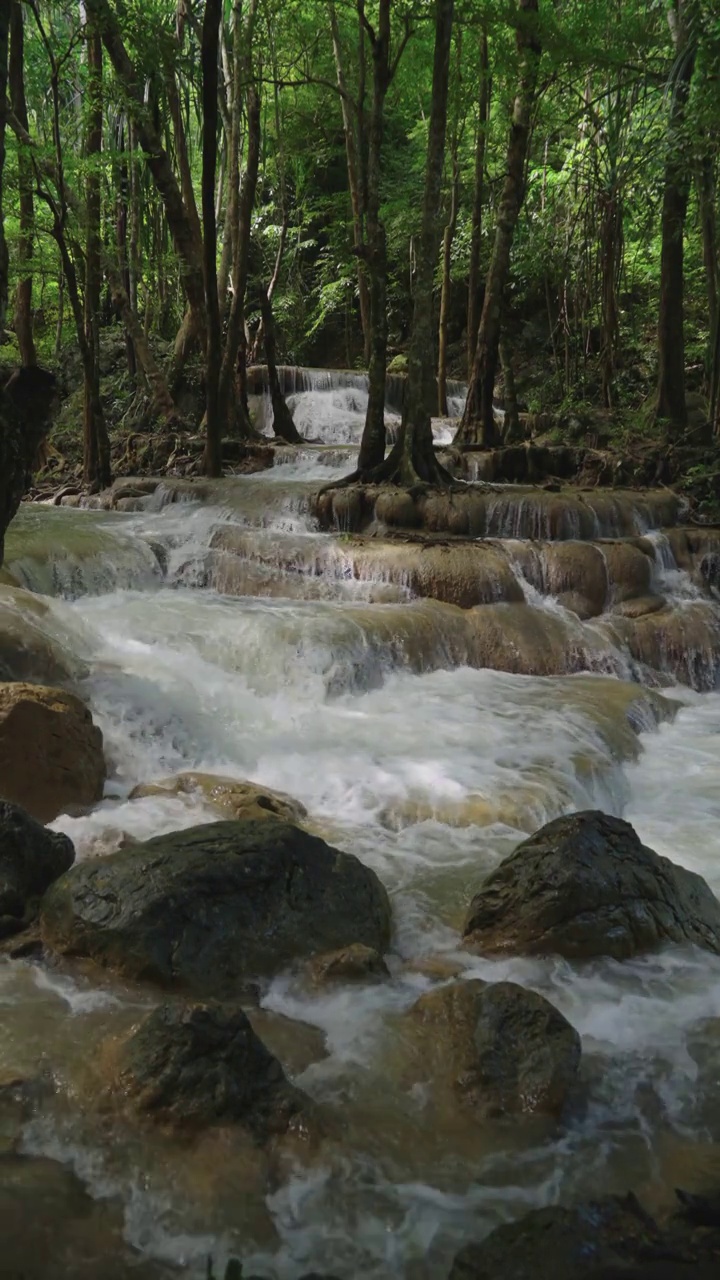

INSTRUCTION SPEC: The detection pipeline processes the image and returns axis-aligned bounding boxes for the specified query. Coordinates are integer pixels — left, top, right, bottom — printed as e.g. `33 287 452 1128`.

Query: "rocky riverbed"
2 396 720 1279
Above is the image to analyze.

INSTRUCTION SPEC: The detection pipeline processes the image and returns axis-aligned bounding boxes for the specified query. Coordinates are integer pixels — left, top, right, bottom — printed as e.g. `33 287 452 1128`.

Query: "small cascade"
4 507 163 599
248 363 468 445
644 527 704 601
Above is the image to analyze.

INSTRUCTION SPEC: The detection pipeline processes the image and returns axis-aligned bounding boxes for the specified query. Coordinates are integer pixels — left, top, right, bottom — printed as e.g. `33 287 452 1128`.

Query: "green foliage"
3 0 720 444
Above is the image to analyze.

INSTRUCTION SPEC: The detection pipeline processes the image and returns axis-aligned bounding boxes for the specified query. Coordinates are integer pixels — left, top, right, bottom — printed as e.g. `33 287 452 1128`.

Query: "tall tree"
340 0 454 487
655 0 698 431
217 0 261 435
9 2 35 366
466 28 489 382
202 0 223 477
456 0 541 448
83 18 111 488
330 1 371 364
355 0 409 472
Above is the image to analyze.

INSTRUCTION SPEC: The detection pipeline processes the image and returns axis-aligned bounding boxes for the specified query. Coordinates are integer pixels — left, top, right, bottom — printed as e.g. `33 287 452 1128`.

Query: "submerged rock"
130 772 307 826
463 811 720 961
0 802 74 938
111 1001 308 1139
448 1195 667 1280
307 943 390 986
41 819 392 992
410 980 581 1118
0 1152 173 1280
0 585 86 684
0 682 105 823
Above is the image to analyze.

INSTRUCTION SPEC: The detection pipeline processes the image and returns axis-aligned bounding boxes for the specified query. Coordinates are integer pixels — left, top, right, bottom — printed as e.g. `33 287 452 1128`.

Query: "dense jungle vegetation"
0 0 719 498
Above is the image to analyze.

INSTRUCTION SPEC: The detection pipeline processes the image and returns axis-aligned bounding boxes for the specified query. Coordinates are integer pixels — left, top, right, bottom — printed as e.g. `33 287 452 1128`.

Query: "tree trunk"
202 0 223 477
330 2 371 364
438 38 460 419
55 272 64 359
218 0 261 436
361 0 454 487
129 123 141 318
356 0 392 472
456 0 540 448
655 0 697 432
84 0 206 381
499 337 521 441
83 24 111 488
249 215 288 363
697 151 718 379
9 2 35 365
595 81 625 411
218 0 242 308
167 69 203 255
466 28 489 381
109 271 178 422
116 118 136 377
0 0 8 338
258 286 302 443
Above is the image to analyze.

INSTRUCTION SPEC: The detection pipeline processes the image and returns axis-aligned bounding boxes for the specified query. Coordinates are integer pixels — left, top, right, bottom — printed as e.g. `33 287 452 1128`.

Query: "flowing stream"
2 383 720 1279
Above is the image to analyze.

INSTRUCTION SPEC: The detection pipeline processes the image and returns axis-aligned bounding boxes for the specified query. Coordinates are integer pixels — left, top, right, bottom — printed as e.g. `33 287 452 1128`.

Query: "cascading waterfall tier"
3 401 720 1280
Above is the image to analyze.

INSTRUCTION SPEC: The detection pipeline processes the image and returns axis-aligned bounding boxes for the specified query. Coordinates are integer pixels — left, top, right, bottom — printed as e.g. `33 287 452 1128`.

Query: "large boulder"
41 819 392 993
463 811 720 961
109 1001 308 1139
448 1195 667 1280
0 683 105 823
130 772 307 826
0 801 74 939
410 980 581 1118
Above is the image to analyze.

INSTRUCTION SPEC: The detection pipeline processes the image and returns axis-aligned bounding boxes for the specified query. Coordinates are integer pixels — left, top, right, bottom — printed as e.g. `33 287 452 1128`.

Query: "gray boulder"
463 811 720 961
41 819 391 992
448 1195 666 1280
112 1001 308 1139
0 801 74 939
411 980 581 1117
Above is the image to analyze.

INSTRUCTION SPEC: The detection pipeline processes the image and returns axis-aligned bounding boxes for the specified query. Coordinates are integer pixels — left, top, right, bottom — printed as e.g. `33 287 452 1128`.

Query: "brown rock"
541 542 609 618
410 980 581 1117
130 772 307 825
308 943 389 986
601 540 653 604
0 683 105 822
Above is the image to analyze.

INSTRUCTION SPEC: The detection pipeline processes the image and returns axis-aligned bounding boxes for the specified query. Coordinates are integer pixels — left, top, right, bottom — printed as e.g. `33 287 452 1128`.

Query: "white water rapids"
2 394 720 1280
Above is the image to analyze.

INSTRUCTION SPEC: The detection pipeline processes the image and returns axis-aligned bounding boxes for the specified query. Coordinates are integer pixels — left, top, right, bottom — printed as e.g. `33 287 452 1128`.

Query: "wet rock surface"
0 682 105 822
0 584 86 684
463 811 720 961
130 771 308 825
410 980 581 1117
0 1153 174 1280
447 1193 720 1280
307 943 390 986
0 801 74 938
41 818 392 992
110 1000 309 1138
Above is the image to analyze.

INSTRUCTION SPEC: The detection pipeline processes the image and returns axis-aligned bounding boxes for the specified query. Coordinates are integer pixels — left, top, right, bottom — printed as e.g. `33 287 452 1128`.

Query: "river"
2 380 720 1279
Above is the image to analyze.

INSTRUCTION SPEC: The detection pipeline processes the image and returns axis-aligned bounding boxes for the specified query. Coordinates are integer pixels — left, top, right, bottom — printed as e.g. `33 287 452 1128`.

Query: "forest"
0 0 718 507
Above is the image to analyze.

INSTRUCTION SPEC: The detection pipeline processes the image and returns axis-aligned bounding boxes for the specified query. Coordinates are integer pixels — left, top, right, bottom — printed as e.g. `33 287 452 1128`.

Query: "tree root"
317 441 460 497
